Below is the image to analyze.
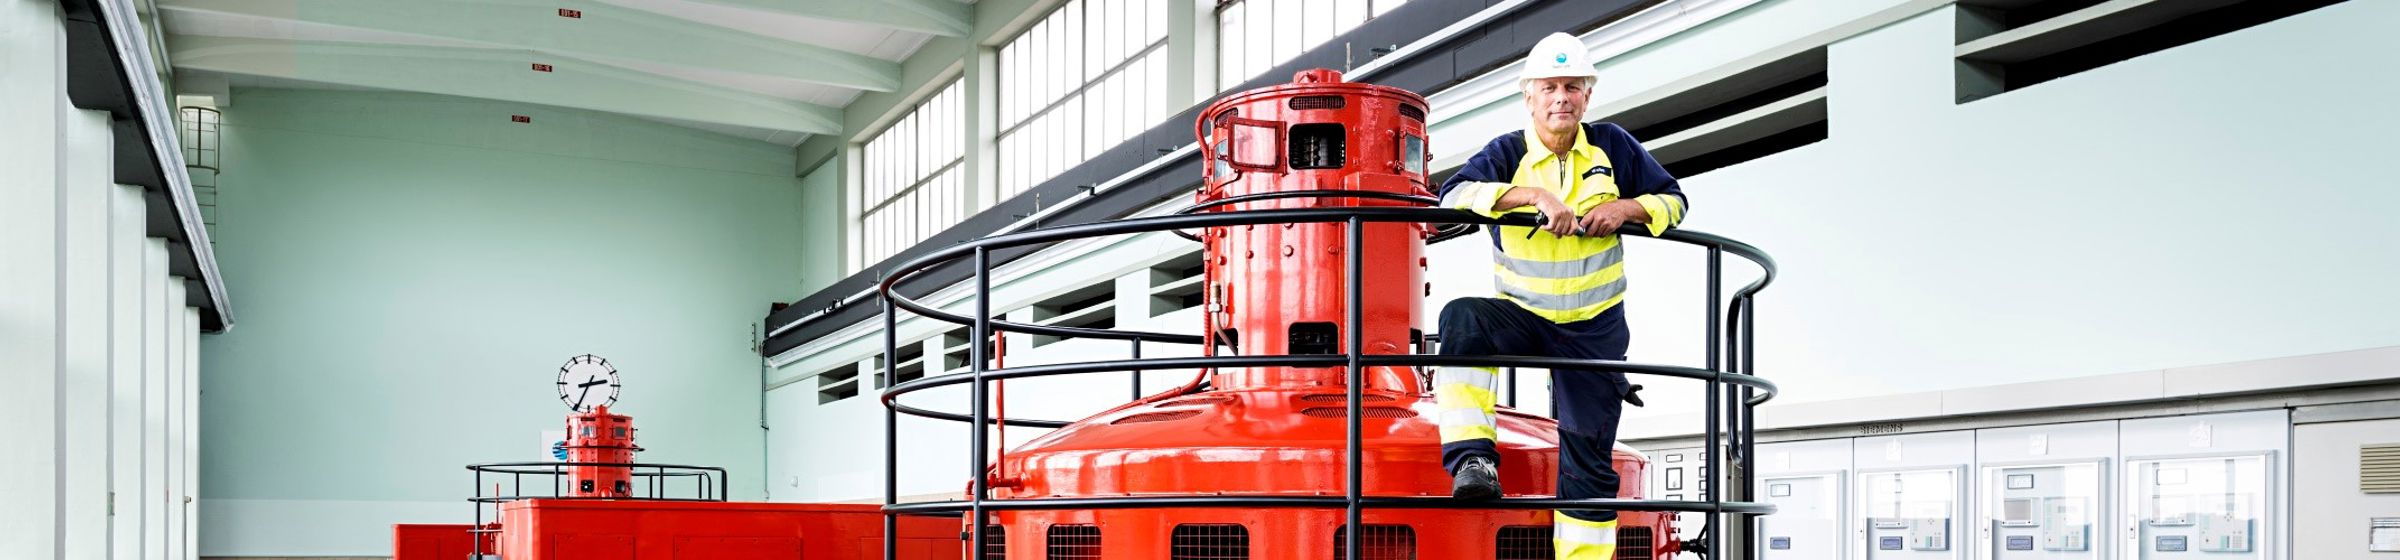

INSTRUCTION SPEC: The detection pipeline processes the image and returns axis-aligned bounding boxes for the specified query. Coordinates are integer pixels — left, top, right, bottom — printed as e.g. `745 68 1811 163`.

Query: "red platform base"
392 523 494 560
492 500 957 560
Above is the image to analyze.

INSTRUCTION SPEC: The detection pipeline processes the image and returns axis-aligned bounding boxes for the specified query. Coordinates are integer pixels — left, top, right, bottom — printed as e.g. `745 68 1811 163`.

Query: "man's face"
1523 76 1592 135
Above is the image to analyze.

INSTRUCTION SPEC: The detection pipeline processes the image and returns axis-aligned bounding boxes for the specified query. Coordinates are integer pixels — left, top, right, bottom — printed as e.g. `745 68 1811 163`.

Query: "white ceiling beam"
170 36 843 135
674 0 972 37
157 0 903 92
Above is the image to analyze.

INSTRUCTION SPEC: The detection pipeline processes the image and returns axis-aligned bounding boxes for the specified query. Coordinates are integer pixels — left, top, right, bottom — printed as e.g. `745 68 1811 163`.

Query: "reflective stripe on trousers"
1554 513 1618 560
1432 366 1498 443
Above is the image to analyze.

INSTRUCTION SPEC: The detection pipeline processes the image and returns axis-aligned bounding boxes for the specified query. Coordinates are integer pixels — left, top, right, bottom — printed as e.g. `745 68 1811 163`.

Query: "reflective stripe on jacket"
1436 122 1686 323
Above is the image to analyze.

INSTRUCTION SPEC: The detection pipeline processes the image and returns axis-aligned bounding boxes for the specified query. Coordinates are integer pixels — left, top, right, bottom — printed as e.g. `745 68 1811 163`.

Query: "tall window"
861 79 966 268
1215 0 1408 90
995 0 1172 200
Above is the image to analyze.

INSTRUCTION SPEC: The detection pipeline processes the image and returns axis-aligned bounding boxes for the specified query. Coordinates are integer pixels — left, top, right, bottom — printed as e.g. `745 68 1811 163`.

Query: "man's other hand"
1531 191 1578 236
1575 199 1646 236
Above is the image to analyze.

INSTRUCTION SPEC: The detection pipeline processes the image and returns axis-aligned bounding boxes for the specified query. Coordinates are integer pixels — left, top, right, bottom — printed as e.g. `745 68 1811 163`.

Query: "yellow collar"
1523 123 1599 165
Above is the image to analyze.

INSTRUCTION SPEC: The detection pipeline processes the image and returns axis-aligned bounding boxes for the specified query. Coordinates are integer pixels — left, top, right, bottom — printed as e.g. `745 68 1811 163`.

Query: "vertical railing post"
969 247 992 560
473 468 484 558
1130 338 1143 402
1504 367 1517 409
1706 248 1723 377
1704 247 1724 558
1739 295 1760 560
882 294 899 560
1343 216 1365 560
1706 373 1723 559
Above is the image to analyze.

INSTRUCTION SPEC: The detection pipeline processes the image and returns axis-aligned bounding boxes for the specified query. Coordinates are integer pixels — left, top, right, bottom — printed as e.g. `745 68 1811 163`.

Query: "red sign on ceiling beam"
558 8 582 18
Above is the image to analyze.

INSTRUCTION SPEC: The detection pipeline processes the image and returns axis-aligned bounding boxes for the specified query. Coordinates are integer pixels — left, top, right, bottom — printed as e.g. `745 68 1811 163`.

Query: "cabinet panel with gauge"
2121 410 2285 560
1857 431 1973 560
1982 461 2103 559
2128 454 2270 559
1862 468 1965 559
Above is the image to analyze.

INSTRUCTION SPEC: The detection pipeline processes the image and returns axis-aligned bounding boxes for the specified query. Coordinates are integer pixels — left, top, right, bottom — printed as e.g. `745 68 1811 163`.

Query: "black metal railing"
876 205 1777 559
463 461 728 557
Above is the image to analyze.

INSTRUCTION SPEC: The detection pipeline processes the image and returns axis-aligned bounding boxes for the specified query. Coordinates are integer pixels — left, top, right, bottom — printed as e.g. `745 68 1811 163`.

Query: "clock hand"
574 384 594 410
578 378 609 388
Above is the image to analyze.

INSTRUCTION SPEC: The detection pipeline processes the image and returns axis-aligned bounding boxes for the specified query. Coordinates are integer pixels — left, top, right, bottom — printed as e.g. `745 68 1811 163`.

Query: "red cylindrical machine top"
983 69 1679 558
1193 68 1433 392
563 405 640 498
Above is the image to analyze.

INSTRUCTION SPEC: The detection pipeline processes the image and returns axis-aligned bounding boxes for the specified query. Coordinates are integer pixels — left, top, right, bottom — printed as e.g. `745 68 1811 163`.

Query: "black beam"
58 0 231 331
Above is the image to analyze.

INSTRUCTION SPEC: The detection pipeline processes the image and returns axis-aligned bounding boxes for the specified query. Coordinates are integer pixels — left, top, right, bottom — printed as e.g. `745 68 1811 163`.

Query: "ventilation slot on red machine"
979 525 1004 560
1615 526 1655 559
1333 524 1418 560
1496 525 1553 560
1170 524 1250 560
1046 524 1100 560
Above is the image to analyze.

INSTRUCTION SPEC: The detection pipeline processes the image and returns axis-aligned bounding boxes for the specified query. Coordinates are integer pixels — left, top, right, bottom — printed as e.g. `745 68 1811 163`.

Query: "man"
1431 32 1688 559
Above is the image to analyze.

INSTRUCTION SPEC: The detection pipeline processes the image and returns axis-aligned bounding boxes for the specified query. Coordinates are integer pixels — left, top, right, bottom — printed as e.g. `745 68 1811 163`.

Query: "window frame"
857 78 967 269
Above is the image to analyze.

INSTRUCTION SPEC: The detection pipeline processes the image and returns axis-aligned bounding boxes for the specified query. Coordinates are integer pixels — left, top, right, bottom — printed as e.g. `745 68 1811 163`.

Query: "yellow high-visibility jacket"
1436 122 1687 323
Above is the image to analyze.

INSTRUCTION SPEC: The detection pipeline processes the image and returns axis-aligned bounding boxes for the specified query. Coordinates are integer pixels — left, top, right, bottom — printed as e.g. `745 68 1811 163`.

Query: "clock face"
556 354 620 412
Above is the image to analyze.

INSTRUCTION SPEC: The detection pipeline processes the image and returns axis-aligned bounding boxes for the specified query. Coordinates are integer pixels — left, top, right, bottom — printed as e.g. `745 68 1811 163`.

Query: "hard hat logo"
1555 53 1569 64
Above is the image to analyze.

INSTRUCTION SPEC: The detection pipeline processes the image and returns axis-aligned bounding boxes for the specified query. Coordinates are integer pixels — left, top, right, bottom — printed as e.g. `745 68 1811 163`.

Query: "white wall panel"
142 239 169 560
181 307 200 560
4 4 208 557
0 0 66 556
161 275 185 560
63 106 116 560
109 183 147 560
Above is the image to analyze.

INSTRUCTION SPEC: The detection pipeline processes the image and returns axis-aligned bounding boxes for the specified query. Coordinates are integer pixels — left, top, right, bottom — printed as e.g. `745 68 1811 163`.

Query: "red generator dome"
982 69 1675 559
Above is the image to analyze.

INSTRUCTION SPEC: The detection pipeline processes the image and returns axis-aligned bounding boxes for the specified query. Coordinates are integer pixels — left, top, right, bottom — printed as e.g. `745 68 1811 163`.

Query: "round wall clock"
556 354 620 412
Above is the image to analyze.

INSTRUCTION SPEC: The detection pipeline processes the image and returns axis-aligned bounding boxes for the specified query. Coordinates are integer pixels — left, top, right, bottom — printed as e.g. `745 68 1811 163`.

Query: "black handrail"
876 205 1777 560
881 354 1777 429
465 461 729 557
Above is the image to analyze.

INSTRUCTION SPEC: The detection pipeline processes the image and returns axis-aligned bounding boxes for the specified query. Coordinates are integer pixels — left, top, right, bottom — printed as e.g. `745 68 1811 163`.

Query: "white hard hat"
1519 32 1598 85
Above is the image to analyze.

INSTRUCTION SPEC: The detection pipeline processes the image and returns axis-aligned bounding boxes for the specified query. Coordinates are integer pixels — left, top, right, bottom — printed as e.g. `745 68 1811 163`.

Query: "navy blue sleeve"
1436 132 1526 200
1591 122 1684 211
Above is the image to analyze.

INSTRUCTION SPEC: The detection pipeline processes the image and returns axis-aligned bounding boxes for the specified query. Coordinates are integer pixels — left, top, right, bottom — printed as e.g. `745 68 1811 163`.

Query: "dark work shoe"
1452 456 1501 500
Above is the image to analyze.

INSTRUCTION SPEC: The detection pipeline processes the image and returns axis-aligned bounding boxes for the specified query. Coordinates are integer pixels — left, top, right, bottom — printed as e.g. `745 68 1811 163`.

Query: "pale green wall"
197 88 803 556
797 158 845 292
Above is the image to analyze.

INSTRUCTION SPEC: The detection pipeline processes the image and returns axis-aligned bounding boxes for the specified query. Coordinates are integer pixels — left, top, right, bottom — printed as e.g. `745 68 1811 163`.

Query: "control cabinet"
1651 446 1703 548
1764 472 1847 560
2128 454 2270 559
1863 467 1963 559
1981 461 2103 559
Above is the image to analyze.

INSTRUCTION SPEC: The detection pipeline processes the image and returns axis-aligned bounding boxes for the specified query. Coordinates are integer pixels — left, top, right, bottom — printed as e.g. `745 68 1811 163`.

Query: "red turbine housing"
983 69 1675 558
565 405 640 498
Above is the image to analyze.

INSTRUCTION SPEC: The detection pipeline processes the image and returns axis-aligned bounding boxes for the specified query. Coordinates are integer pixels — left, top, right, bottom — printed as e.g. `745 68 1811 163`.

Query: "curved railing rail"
877 205 1776 559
